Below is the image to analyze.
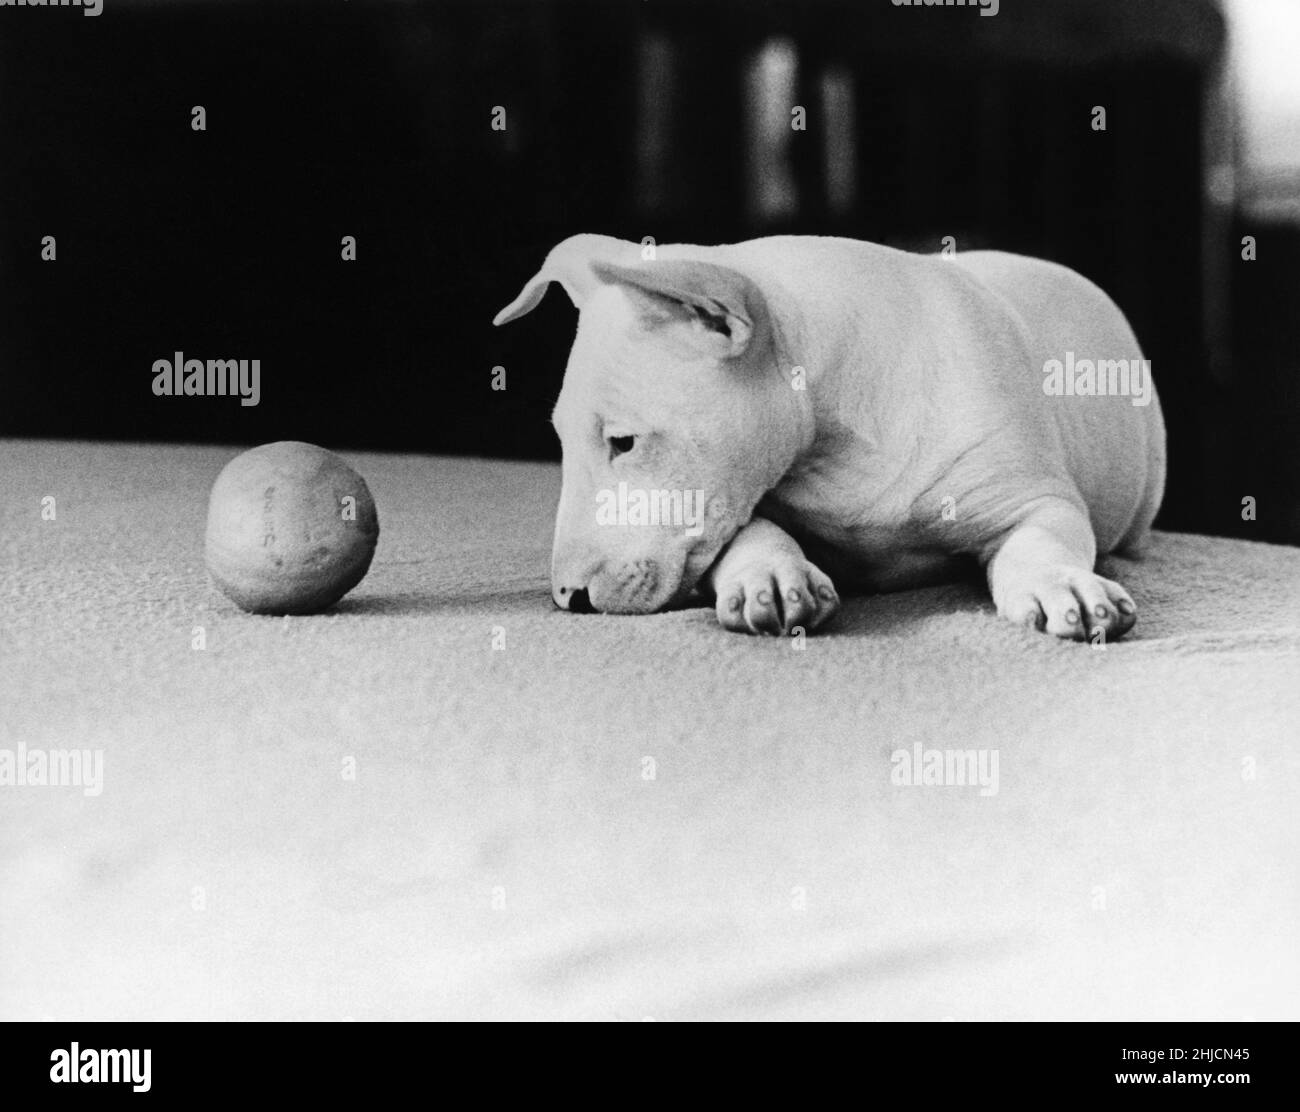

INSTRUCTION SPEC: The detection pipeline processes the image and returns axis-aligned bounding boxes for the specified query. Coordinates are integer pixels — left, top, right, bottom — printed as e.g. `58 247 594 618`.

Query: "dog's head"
495 234 803 613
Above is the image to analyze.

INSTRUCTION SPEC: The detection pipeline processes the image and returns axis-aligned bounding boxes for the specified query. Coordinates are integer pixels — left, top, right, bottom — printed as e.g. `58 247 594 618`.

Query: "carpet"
2 439 1298 1020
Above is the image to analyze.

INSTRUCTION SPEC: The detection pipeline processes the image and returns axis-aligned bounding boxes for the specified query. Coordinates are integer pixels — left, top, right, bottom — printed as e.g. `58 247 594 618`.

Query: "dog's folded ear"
493 234 639 325
588 259 767 359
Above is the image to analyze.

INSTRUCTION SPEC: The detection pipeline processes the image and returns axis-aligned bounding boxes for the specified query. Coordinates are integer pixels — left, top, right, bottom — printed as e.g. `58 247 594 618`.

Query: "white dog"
495 234 1165 640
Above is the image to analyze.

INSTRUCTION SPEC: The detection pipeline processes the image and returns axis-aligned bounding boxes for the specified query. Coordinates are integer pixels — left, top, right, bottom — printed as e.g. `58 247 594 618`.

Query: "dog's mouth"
652 527 739 611
555 514 740 615
574 545 712 615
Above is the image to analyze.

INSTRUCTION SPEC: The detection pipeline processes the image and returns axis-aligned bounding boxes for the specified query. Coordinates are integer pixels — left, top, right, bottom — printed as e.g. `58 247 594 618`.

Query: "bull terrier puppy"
495 234 1165 640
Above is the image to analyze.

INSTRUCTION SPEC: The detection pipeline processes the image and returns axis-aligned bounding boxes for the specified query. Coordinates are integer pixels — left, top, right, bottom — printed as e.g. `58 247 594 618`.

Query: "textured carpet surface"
2 439 1298 1020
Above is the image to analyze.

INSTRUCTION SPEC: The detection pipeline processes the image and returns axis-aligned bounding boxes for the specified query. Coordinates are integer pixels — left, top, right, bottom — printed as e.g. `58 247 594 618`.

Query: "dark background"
1 0 1296 543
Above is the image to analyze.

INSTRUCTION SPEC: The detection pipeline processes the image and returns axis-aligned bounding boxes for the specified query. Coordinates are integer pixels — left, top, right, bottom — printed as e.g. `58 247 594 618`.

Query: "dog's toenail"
728 595 743 612
1118 599 1135 614
787 588 802 602
1094 604 1108 618
818 586 836 601
1065 609 1079 624
756 590 771 605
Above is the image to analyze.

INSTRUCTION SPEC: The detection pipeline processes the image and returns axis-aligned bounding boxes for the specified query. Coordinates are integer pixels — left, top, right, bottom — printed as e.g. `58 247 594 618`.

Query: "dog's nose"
553 585 594 613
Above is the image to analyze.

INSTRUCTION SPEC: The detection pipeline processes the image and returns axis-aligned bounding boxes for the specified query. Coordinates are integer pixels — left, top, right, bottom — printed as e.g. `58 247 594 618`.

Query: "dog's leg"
707 517 839 635
984 497 1137 641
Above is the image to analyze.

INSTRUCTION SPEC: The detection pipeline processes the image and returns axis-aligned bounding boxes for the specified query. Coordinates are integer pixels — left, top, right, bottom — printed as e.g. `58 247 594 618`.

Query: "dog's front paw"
714 556 839 636
997 565 1137 642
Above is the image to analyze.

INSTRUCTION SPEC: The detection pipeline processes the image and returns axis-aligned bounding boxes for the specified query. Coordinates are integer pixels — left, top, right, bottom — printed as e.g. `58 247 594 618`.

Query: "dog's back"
953 250 1166 553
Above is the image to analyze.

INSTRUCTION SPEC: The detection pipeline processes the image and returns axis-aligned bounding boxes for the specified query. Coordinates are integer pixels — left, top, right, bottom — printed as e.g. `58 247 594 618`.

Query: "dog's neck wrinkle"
744 243 923 454
764 296 824 472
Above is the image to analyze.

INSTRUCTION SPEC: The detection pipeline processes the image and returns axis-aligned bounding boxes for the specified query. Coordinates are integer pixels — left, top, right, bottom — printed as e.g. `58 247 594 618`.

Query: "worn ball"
205 441 379 614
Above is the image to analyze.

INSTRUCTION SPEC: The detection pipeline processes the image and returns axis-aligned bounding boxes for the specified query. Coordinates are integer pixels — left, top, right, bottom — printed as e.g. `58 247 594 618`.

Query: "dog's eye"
607 434 636 460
